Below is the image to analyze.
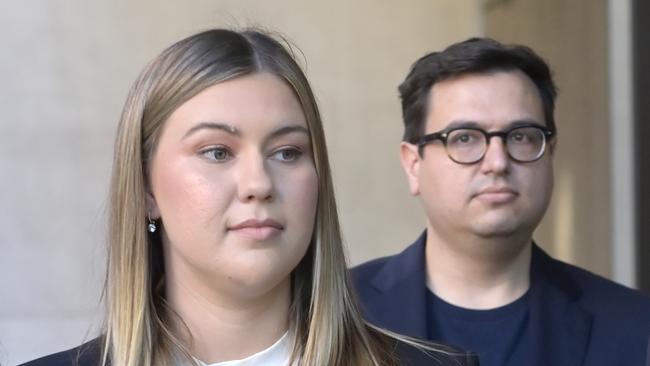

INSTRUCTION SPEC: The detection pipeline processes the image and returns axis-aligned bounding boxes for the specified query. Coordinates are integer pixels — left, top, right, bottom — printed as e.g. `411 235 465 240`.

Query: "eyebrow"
181 122 309 141
444 118 545 130
267 125 310 140
182 122 240 140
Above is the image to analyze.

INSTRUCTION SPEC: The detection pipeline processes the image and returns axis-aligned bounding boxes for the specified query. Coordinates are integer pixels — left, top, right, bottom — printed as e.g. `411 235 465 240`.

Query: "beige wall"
0 1 482 364
485 0 612 278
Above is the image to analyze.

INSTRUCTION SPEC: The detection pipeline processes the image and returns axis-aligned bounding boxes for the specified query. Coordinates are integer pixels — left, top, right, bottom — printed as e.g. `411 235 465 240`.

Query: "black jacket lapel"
528 244 593 366
368 232 429 339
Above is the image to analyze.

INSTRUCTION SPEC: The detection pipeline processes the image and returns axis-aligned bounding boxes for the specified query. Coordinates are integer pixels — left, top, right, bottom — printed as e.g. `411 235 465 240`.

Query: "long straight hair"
104 28 399 366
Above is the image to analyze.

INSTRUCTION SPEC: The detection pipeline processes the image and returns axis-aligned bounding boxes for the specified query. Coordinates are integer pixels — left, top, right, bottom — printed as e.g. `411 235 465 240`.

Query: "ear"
143 160 161 219
400 142 422 196
145 189 160 220
144 167 160 220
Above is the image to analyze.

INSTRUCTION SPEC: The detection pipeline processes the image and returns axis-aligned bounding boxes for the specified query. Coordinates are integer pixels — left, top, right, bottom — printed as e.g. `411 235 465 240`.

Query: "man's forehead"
428 69 539 99
442 118 546 131
424 70 545 131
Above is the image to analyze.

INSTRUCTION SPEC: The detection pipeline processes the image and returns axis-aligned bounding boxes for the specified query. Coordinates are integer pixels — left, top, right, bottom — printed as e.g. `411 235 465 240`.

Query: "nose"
236 153 274 202
479 136 510 175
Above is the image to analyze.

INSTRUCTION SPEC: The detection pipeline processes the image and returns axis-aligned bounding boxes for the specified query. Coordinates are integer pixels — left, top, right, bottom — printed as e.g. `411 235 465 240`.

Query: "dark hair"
398 37 558 143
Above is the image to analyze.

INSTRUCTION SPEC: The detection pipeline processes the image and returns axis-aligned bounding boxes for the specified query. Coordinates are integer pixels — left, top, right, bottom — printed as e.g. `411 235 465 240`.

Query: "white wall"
0 1 482 364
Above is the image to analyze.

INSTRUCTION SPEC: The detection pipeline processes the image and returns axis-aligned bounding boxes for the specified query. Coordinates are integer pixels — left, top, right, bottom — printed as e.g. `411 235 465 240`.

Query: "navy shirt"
427 290 530 366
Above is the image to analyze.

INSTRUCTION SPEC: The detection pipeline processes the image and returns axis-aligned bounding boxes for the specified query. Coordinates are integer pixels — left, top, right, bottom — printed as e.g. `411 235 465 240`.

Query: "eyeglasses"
414 123 555 164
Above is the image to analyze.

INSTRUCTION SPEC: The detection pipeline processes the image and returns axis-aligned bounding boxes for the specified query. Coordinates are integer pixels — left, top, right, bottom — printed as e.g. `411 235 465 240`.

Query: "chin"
225 268 292 299
223 254 300 295
472 217 541 245
471 217 522 238
474 227 518 239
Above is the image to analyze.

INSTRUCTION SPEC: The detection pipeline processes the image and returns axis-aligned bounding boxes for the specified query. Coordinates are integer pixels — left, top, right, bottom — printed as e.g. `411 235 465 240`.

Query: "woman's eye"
271 147 302 162
202 146 233 162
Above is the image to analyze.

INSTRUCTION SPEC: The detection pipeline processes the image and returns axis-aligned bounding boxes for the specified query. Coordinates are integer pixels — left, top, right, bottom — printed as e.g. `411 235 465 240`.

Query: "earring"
147 214 157 233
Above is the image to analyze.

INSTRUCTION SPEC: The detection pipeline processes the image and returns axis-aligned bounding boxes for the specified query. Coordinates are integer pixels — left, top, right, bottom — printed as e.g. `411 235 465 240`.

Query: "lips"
473 186 519 204
228 218 284 240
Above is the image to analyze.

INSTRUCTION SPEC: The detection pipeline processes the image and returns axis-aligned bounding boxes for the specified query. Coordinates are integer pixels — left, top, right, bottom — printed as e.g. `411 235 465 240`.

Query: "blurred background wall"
0 0 643 364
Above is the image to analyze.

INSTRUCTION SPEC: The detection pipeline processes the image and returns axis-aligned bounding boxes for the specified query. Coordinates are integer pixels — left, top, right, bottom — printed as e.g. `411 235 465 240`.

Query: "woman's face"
148 72 318 299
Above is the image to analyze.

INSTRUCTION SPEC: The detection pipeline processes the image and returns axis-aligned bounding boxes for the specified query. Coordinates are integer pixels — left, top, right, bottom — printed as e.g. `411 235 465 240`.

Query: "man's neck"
424 228 532 310
165 269 290 364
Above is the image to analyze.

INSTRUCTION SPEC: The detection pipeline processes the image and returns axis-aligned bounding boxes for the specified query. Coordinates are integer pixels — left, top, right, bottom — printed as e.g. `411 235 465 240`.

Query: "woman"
22 29 477 366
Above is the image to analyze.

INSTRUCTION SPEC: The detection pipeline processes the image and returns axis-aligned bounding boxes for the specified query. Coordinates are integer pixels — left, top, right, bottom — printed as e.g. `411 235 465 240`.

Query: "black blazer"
646 335 650 366
20 336 478 366
394 340 478 365
19 338 103 366
353 231 650 366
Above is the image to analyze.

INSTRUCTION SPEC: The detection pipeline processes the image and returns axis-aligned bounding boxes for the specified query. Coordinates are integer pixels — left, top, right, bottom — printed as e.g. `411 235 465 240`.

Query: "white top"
197 333 291 366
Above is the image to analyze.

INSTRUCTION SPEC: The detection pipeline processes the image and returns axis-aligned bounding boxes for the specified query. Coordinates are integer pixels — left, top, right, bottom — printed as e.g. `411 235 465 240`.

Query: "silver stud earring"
147 214 157 233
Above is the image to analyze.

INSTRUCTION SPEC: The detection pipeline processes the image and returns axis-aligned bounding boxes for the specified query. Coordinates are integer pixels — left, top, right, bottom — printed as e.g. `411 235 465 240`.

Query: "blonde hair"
104 28 405 366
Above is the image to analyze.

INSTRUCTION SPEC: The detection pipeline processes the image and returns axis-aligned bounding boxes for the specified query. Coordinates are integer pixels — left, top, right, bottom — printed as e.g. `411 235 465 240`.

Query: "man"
353 38 650 366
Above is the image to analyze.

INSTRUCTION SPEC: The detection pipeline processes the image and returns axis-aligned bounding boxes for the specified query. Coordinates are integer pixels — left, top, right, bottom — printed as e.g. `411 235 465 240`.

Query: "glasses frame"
414 123 556 164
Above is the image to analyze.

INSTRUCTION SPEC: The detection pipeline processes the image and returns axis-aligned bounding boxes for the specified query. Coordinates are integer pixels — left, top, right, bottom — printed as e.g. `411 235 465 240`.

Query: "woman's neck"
165 270 291 364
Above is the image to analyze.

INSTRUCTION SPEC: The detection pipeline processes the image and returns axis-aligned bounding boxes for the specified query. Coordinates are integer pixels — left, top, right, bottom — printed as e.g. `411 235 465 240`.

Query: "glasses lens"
507 127 546 162
446 129 486 163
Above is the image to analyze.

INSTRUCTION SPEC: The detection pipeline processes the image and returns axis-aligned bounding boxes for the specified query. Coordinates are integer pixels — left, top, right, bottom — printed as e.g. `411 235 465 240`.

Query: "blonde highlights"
104 28 399 366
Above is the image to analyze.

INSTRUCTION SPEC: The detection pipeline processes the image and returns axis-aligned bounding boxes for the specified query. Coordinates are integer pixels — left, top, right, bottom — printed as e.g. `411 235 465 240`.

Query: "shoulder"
352 254 393 283
19 338 104 366
535 246 650 325
542 250 650 306
568 262 650 322
394 340 479 366
352 233 427 288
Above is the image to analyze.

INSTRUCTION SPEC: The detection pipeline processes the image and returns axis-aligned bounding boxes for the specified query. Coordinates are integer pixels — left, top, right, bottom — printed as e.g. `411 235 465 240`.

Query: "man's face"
400 70 554 242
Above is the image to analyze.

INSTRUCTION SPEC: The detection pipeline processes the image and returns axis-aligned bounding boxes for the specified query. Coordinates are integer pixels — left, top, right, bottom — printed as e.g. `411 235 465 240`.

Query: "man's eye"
458 134 472 143
511 132 525 141
509 131 532 144
202 146 232 162
272 148 302 162
451 133 476 144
